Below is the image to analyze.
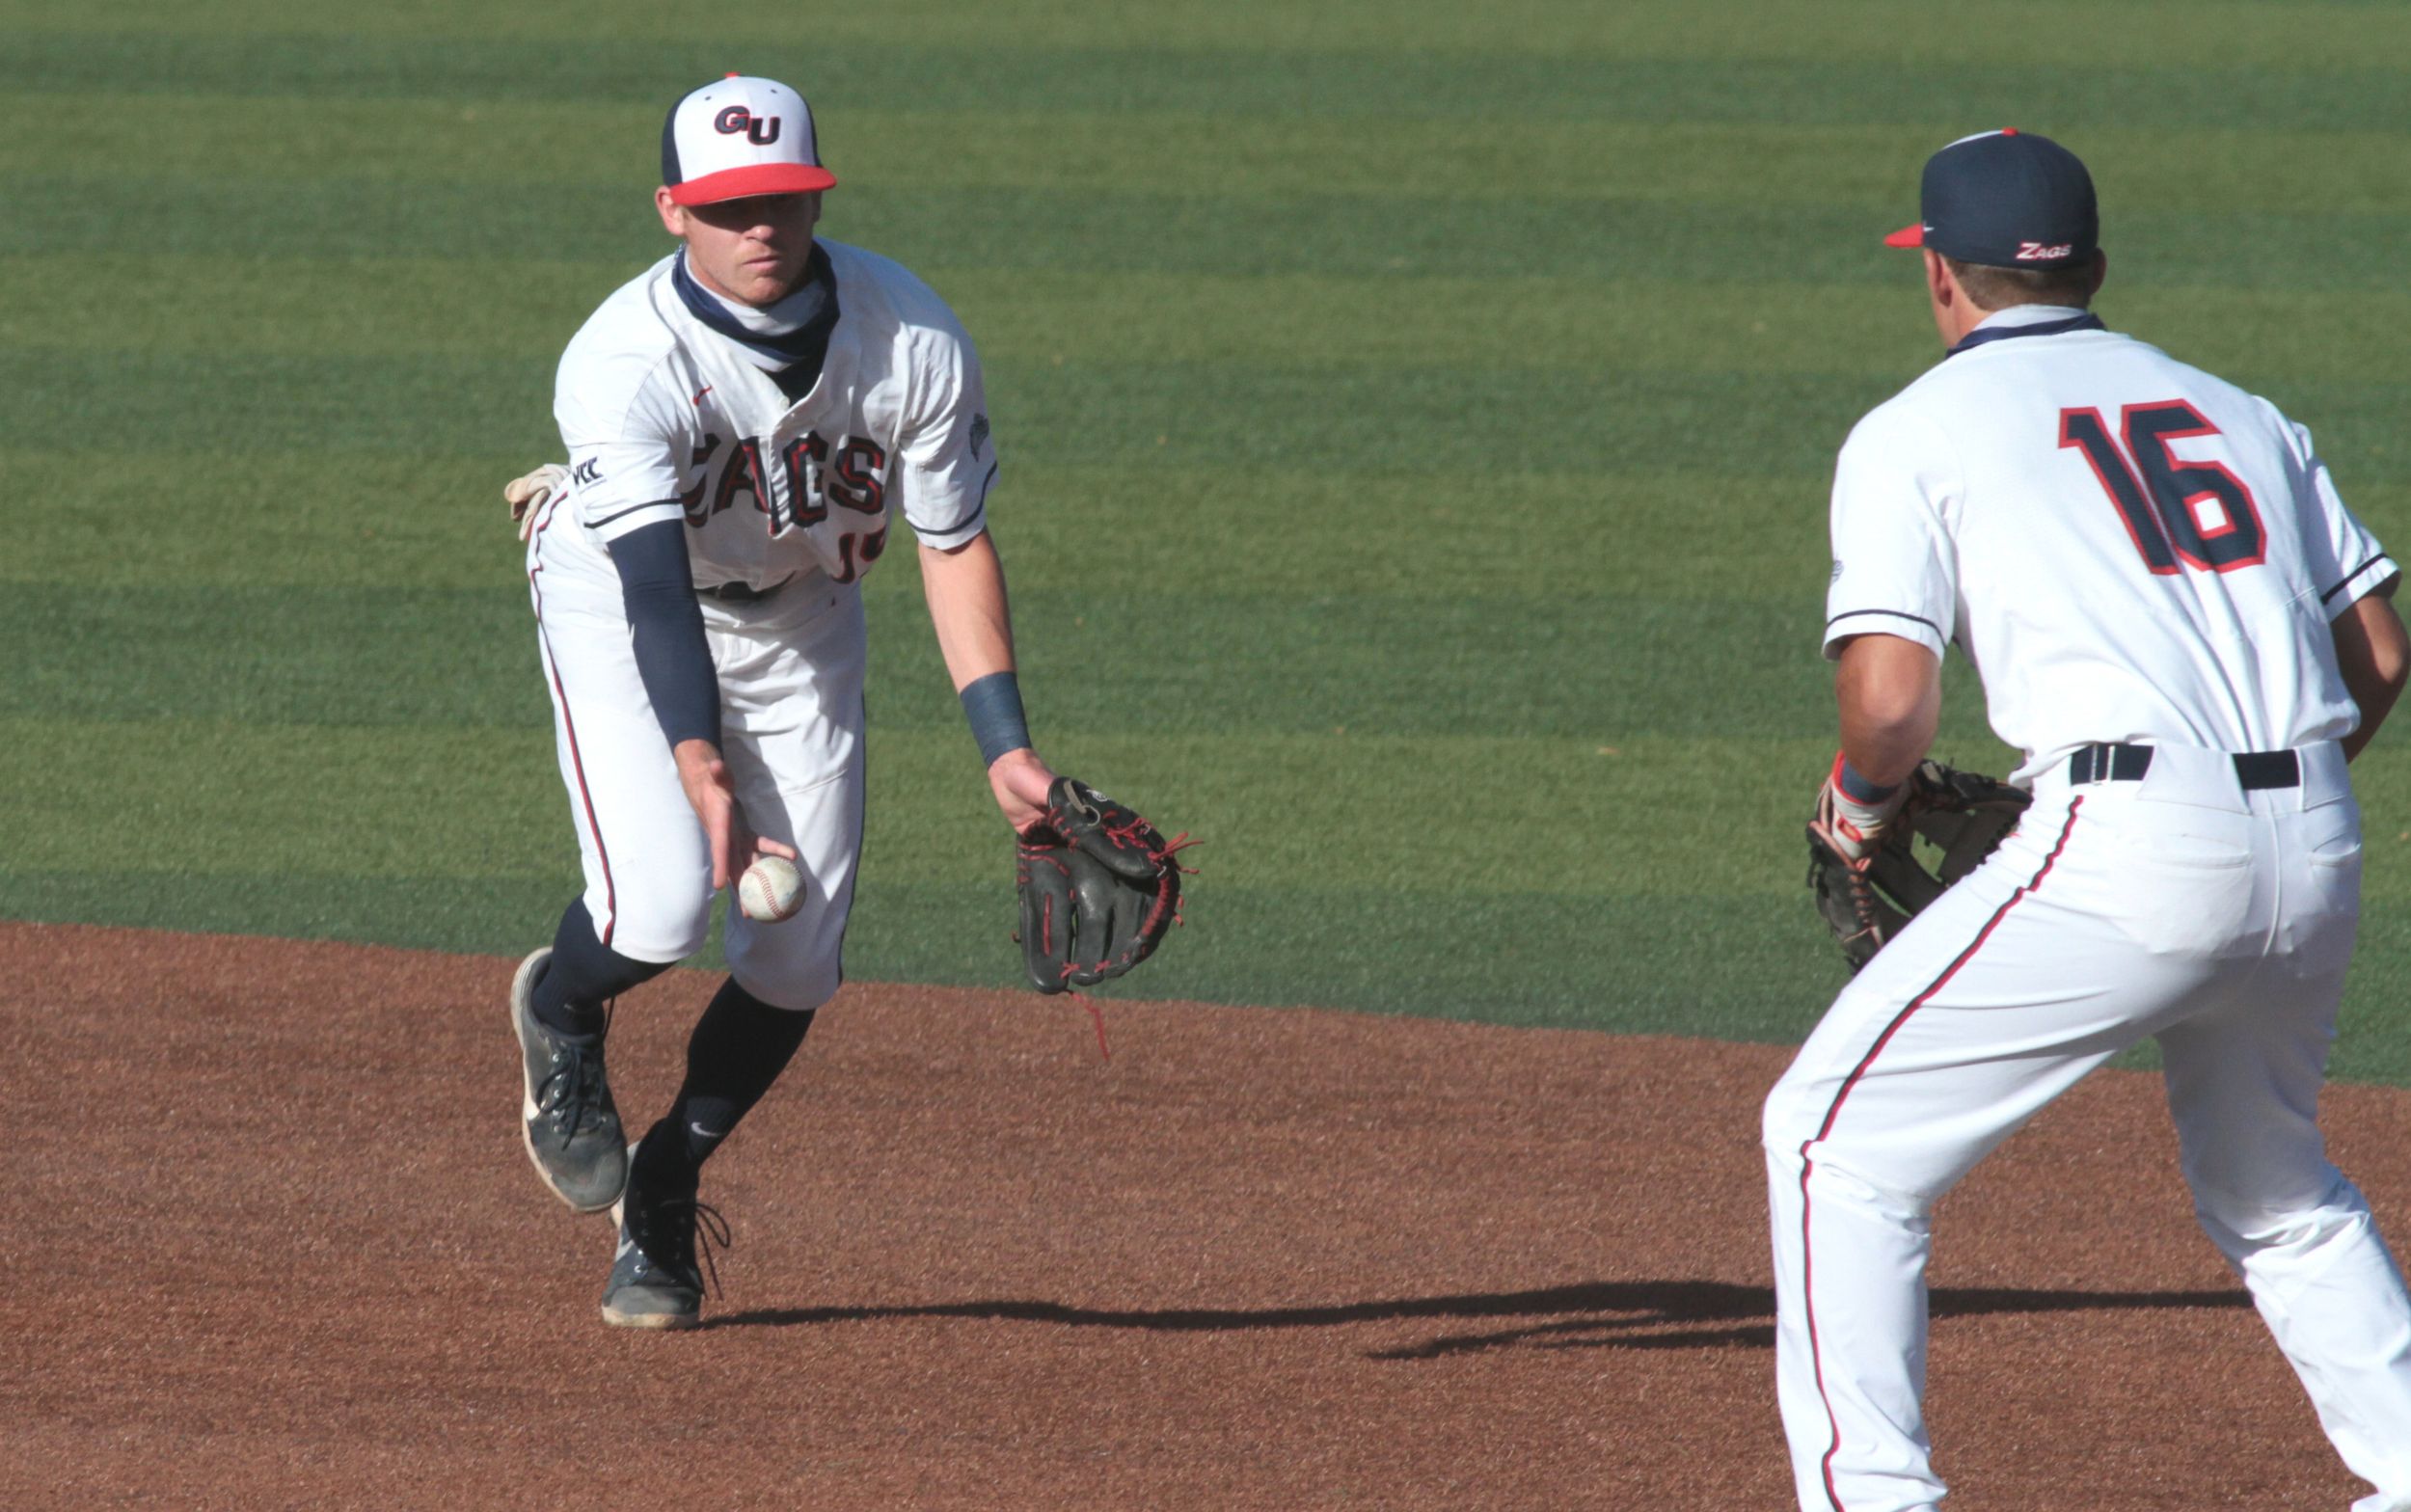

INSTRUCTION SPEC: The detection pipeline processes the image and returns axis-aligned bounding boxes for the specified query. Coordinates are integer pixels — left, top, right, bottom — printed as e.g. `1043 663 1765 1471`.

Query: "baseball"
737 855 804 923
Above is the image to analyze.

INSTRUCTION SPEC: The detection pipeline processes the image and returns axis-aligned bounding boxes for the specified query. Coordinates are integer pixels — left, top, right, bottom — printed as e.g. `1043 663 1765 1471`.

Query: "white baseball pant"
530 562 867 1012
1764 742 2411 1512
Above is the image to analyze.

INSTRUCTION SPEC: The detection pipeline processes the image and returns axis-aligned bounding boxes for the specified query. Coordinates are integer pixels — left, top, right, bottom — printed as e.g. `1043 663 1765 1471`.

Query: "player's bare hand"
504 462 569 543
671 740 795 890
735 830 799 873
989 747 1058 835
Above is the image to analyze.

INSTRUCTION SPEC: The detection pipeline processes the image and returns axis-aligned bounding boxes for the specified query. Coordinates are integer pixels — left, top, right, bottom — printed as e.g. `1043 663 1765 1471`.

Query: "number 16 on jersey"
2059 401 2266 575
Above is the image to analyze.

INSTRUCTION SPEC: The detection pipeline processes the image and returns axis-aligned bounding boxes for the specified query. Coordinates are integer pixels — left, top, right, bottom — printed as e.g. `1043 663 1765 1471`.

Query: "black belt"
2067 742 2300 791
699 575 797 604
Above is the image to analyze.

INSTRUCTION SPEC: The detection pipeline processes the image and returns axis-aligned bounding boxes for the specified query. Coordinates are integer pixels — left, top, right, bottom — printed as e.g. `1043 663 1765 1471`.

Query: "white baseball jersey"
544 238 998 599
1825 304 2395 782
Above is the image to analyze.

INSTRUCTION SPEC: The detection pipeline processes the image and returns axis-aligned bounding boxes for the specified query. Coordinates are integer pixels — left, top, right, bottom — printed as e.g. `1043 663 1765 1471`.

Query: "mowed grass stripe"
14 346 2409 487
0 452 1891 600
11 33 2411 137
0 451 556 591
0 453 1842 600
7 0 2407 72
18 257 2411 391
6 451 2404 627
0 717 1910 895
0 349 1903 477
4 96 2402 219
0 583 1880 742
8 178 2408 294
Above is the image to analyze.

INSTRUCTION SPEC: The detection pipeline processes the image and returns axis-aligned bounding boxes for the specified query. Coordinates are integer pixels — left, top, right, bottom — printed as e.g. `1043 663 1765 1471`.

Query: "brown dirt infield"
8 921 2408 1509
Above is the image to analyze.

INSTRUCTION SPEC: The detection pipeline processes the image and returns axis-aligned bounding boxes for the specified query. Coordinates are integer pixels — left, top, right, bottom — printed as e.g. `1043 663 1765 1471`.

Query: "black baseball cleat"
601 1145 728 1331
509 947 628 1212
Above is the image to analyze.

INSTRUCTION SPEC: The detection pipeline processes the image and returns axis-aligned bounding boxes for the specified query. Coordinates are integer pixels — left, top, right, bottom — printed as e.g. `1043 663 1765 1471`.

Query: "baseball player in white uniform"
1767 130 2411 1510
502 74 1070 1328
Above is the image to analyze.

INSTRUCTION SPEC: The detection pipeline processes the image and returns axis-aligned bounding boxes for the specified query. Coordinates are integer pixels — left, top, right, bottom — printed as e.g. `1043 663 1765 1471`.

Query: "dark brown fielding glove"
1808 759 2030 972
1016 777 1186 993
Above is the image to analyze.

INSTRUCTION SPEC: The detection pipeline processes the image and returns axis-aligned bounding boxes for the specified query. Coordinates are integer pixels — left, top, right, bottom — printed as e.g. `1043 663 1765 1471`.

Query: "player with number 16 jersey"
1767 129 2411 1512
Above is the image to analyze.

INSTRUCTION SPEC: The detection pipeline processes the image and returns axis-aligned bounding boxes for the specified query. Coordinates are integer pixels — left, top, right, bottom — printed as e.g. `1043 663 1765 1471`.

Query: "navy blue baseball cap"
1883 129 2098 270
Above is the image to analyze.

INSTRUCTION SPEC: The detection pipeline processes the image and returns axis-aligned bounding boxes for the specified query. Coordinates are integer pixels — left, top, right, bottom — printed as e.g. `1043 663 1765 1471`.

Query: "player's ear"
1922 249 1956 309
2085 249 2108 301
654 186 688 238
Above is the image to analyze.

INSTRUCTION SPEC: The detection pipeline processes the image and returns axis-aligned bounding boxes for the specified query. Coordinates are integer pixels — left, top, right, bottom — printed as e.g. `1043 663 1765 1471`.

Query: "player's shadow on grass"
706 1279 2248 1356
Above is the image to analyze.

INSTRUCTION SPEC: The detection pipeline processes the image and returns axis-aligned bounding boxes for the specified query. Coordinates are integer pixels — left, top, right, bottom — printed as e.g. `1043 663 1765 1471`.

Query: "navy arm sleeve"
605 519 722 751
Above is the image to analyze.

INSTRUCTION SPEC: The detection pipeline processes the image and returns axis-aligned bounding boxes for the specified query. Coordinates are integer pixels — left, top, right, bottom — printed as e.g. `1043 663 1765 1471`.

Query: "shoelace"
635 1197 731 1297
532 999 616 1148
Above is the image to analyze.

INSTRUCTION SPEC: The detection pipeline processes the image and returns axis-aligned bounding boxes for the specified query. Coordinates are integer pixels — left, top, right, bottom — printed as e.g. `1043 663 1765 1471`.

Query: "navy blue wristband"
960 671 1033 768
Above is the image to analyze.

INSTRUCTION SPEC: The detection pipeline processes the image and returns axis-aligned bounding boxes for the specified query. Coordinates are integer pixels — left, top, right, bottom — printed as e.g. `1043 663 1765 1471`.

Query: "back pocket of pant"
2117 834 2255 957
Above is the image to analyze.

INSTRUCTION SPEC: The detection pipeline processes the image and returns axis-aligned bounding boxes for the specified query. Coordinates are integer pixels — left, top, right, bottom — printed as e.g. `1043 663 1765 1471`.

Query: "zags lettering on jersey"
2058 402 2266 576
705 436 769 526
776 432 831 532
831 439 887 515
686 429 890 540
678 434 722 525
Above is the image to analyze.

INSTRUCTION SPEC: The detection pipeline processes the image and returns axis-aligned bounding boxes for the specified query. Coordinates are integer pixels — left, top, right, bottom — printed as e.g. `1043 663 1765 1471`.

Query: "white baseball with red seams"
1765 302 2411 1512
737 854 804 923
527 239 998 1010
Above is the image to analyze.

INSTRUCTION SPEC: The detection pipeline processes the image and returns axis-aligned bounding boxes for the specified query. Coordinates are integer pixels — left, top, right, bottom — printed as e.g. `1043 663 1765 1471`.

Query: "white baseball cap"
660 74 837 205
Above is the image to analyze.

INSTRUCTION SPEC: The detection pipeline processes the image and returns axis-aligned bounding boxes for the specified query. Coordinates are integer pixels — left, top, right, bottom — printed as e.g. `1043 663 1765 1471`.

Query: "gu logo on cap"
661 74 837 205
713 105 780 146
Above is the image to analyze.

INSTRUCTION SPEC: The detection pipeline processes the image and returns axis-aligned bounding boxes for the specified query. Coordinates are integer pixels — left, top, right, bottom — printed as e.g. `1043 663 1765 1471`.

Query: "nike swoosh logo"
690 1120 726 1140
691 385 714 406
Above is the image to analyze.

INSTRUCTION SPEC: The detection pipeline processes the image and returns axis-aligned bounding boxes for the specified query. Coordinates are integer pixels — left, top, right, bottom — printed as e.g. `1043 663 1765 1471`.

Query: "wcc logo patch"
713 106 782 146
968 413 990 459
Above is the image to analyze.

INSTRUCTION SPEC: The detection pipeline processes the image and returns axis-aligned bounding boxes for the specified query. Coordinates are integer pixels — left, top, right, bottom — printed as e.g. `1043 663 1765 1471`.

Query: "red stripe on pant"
530 565 618 946
1798 796 2083 1510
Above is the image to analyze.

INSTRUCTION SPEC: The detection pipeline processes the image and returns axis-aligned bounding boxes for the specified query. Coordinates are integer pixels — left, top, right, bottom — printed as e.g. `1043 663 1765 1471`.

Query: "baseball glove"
1016 777 1189 993
1807 759 2030 971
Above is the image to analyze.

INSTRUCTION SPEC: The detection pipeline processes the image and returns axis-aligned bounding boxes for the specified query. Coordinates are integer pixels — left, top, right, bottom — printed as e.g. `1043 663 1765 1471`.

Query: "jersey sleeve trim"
589 498 686 528
1822 608 1947 661
906 460 997 550
2320 552 2399 614
910 500 989 551
588 500 688 544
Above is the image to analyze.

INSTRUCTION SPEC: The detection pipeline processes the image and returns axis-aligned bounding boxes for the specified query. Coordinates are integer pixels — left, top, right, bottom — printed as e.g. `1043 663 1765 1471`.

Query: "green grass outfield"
7 1 2411 1080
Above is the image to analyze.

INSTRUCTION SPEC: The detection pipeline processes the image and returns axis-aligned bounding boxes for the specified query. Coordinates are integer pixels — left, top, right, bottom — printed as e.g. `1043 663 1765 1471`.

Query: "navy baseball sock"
638 976 817 1178
531 898 673 1038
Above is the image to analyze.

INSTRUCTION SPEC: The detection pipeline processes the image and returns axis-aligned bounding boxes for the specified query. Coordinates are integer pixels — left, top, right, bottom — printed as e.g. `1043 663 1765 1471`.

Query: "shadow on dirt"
706 1279 2249 1357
